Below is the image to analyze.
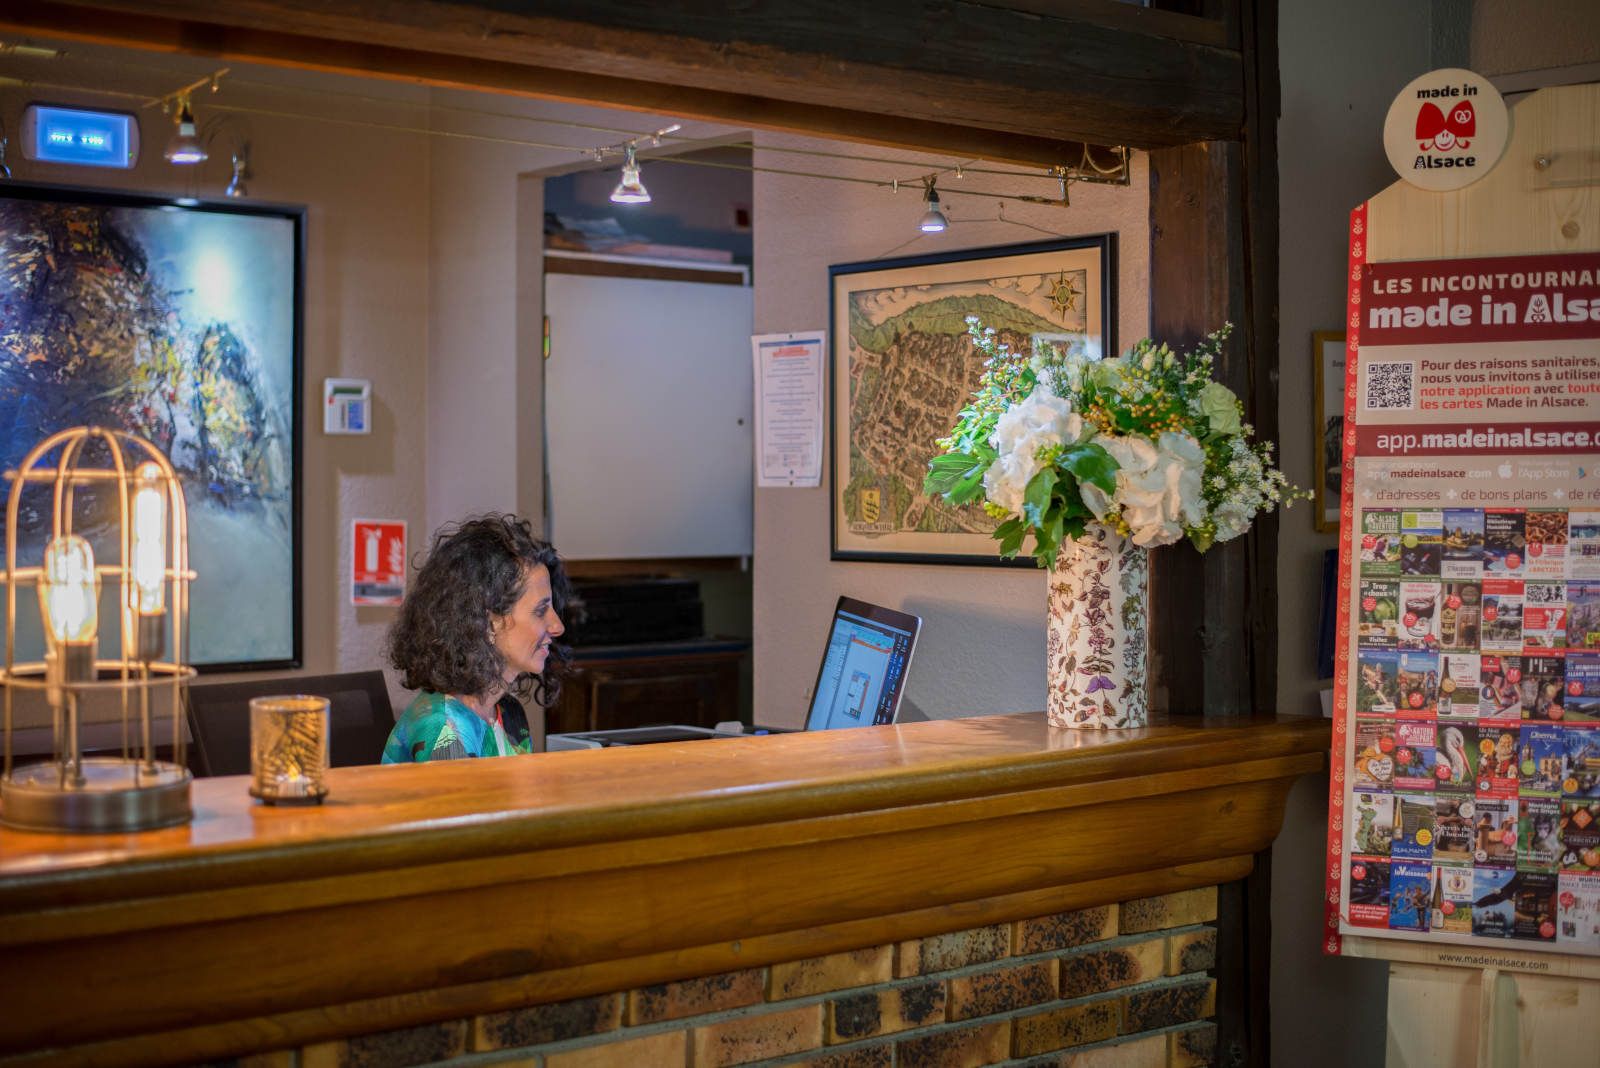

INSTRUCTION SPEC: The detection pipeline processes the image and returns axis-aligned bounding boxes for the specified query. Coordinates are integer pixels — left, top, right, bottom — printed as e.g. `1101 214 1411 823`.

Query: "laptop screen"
804 597 921 730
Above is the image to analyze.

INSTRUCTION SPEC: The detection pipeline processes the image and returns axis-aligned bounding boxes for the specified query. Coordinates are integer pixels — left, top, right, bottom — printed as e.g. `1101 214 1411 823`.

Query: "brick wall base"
228 887 1221 1068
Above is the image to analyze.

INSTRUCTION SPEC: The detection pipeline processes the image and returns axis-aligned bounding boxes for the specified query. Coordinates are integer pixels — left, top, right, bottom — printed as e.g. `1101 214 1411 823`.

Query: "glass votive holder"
249 695 330 805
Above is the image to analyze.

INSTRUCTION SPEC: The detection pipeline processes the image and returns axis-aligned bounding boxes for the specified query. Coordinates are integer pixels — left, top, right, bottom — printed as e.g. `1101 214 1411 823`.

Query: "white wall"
750 137 1149 727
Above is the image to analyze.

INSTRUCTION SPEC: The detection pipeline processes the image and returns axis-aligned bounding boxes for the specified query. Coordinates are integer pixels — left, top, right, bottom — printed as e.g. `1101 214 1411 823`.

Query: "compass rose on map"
1048 271 1081 320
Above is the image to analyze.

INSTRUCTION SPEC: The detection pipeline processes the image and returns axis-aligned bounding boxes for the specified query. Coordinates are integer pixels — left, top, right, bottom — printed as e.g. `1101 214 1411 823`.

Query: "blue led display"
28 106 137 168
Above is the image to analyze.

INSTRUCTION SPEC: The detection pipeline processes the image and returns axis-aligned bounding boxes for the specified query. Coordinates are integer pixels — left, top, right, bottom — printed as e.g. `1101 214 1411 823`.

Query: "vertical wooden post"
1147 0 1280 721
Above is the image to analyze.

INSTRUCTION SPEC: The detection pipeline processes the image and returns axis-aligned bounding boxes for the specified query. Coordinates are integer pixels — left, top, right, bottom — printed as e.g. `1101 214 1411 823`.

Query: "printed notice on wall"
1326 216 1600 959
753 331 825 488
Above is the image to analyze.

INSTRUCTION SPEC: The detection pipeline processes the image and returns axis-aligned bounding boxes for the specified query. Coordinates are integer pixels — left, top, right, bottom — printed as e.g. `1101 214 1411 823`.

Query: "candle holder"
249 695 330 805
1 427 195 833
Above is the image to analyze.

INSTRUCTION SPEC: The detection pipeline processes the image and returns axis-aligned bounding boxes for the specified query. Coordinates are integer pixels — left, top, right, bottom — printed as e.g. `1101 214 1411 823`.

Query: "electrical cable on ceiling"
0 49 1132 208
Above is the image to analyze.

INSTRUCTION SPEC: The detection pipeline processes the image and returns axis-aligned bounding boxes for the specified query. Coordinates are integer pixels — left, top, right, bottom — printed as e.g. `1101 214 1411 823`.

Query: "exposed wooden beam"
0 0 1242 153
1144 0 1279 725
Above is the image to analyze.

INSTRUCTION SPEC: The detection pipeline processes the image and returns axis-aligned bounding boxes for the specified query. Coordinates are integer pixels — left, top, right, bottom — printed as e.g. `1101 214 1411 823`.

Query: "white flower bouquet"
924 317 1301 567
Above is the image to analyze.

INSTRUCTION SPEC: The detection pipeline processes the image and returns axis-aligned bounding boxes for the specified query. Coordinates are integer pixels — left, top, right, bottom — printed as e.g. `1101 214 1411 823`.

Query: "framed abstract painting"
829 235 1115 564
0 182 303 670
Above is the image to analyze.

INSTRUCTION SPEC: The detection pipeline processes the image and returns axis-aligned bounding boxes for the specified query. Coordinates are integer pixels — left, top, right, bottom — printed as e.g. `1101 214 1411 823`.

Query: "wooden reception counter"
0 713 1328 1066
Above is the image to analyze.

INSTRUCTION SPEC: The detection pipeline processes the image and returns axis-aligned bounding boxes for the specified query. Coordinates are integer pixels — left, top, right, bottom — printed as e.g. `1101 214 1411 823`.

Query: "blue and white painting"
0 187 299 668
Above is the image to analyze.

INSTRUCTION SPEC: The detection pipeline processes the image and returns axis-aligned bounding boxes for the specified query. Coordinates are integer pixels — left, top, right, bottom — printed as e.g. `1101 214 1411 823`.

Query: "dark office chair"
186 670 397 777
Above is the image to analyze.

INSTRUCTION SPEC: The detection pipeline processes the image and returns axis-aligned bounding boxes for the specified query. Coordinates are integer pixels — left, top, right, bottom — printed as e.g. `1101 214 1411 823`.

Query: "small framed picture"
1312 331 1346 533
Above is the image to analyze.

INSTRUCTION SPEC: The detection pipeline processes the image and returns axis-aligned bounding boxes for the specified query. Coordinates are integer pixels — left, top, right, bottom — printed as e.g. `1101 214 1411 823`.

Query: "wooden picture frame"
828 236 1115 565
1312 330 1346 534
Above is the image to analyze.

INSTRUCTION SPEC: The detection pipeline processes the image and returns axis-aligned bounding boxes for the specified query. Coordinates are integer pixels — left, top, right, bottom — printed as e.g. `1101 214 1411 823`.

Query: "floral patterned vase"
1046 525 1150 729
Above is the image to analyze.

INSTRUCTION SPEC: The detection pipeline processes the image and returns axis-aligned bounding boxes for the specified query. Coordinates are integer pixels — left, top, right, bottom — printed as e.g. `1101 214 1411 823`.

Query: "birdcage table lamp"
1 427 196 832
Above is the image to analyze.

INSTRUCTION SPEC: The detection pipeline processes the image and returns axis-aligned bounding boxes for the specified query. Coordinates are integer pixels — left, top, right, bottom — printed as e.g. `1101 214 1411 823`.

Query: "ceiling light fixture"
163 96 206 164
919 178 949 233
610 143 650 204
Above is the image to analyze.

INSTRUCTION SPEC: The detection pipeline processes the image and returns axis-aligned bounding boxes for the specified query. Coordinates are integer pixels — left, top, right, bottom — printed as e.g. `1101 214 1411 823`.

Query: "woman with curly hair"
381 514 571 762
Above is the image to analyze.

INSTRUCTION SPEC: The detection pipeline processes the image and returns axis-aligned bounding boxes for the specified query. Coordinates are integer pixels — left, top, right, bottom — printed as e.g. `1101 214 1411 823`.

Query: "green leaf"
947 465 988 505
1058 443 1119 494
1022 467 1057 527
996 518 1027 557
924 452 983 495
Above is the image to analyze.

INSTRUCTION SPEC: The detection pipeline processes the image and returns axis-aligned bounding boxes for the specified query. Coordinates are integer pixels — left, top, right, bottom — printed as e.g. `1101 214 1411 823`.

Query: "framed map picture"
829 236 1115 564
0 182 303 670
1313 330 1346 533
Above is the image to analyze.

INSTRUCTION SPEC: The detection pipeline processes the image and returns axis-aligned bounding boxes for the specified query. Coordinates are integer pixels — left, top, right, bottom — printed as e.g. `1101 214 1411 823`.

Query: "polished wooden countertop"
0 712 1330 1065
0 712 1327 907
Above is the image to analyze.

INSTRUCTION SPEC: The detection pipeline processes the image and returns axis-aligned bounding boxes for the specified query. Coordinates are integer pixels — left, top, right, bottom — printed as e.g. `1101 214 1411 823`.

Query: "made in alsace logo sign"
1383 68 1508 192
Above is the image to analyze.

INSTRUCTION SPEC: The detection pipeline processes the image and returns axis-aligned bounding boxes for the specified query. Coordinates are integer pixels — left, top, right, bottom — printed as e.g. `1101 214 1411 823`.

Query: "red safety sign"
352 519 406 606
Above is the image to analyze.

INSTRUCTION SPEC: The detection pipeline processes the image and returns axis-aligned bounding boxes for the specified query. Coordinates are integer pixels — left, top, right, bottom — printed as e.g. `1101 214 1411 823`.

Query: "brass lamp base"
0 758 192 833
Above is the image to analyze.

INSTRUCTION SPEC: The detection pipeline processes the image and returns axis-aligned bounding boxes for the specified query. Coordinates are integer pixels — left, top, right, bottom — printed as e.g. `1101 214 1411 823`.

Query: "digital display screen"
805 607 916 730
25 105 137 168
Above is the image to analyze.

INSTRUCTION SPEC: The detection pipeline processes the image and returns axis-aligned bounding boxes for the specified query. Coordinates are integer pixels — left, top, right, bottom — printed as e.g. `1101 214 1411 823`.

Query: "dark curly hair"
387 513 572 706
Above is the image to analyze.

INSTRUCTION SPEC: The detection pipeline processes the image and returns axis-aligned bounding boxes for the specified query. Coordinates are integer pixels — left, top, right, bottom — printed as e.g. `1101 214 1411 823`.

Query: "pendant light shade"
610 144 651 204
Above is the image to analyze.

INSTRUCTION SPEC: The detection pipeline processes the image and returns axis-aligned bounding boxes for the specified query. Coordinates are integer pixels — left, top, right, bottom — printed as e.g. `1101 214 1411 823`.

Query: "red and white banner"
1325 219 1600 959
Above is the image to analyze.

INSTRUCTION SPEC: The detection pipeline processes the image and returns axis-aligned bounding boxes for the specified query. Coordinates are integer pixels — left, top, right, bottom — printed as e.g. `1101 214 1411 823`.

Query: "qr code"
1365 361 1414 410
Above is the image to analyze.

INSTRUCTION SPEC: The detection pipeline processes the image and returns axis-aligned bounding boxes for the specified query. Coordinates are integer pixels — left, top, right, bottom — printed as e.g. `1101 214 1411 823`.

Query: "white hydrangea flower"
1080 431 1206 547
982 385 1085 515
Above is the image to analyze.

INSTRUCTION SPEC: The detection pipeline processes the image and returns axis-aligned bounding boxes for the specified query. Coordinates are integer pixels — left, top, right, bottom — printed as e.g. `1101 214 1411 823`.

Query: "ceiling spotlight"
919 180 948 233
163 97 206 165
610 143 650 204
225 150 248 198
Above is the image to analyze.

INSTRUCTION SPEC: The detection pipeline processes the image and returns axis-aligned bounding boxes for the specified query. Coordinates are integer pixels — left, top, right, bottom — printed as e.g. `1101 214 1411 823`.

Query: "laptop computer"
545 596 921 749
799 596 921 730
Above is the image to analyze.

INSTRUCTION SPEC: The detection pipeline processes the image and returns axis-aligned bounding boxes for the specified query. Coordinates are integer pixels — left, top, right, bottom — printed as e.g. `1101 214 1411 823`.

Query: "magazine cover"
1518 797 1561 870
1390 862 1433 931
1393 723 1438 789
1400 511 1443 577
1348 858 1391 928
1520 656 1568 722
1439 864 1475 934
1441 508 1485 580
1524 510 1568 580
1522 581 1568 650
1566 655 1600 724
1569 513 1600 582
1519 725 1565 796
1350 791 1396 857
1473 797 1518 866
1512 872 1559 942
1437 653 1480 718
1357 653 1401 716
1435 722 1477 790
1557 872 1600 950
1570 584 1600 651
1434 795 1476 863
1440 582 1482 652
1484 510 1527 578
1480 581 1526 654
1479 656 1523 720
1472 866 1518 938
1398 581 1441 651
1353 718 1398 789
1560 800 1600 874
1563 726 1600 798
1360 510 1402 576
1392 793 1436 860
1396 651 1440 716
1477 727 1520 798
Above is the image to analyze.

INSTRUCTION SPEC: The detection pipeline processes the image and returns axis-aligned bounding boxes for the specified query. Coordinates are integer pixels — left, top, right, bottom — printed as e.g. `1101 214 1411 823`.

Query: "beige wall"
0 61 432 711
749 136 1149 727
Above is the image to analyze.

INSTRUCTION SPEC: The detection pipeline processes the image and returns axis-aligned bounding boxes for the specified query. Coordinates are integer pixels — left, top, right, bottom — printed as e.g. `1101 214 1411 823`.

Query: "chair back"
187 670 396 777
